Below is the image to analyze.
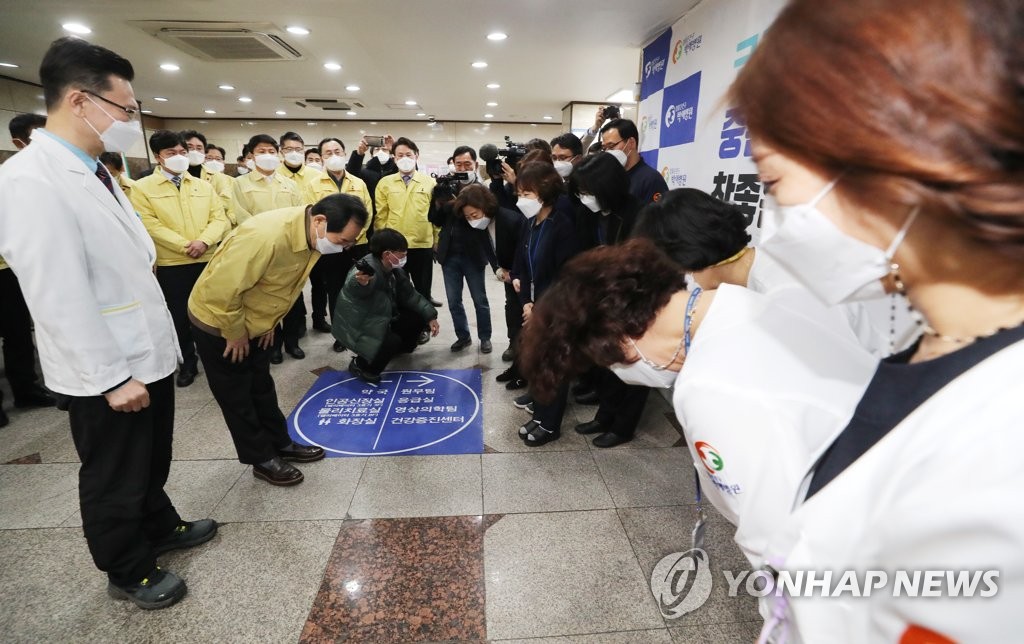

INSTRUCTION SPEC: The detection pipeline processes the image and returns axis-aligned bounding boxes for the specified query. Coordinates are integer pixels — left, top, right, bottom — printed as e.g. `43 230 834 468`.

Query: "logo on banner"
645 57 667 79
672 33 703 64
641 115 660 134
660 71 702 149
641 29 673 101
694 441 724 474
661 165 687 188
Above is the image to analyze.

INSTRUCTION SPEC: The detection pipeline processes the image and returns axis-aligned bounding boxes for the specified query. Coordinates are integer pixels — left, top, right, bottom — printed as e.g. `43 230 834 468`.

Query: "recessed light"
486 101 498 107
486 83 501 89
62 23 92 35
416 112 426 117
405 100 418 106
286 26 310 35
153 97 168 102
275 110 287 116
307 122 317 126
472 61 488 68
346 111 357 116
0 62 19 68
160 63 179 72
484 113 494 118
238 96 252 103
370 122 377 125
323 62 342 71
218 84 235 91
204 109 216 114
345 85 360 92
141 109 153 114
543 115 553 120
487 32 507 41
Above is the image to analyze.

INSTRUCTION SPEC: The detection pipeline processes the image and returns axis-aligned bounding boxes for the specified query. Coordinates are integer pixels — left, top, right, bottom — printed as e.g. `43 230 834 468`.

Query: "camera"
431 172 471 186
602 105 621 121
482 136 529 178
431 172 471 203
364 135 385 148
354 257 375 276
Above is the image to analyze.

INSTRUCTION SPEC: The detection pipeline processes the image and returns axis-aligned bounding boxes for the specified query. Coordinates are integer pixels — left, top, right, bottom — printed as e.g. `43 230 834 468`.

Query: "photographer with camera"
332 229 440 386
599 118 668 205
581 105 620 150
482 137 552 212
347 134 398 209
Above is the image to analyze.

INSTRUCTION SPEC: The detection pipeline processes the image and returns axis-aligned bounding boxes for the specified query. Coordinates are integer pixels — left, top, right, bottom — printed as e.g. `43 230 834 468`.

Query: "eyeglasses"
601 138 626 151
281 145 305 153
83 90 138 118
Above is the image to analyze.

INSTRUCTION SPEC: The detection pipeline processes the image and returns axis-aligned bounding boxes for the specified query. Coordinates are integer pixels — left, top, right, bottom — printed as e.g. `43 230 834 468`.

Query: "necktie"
95 163 116 196
171 175 182 189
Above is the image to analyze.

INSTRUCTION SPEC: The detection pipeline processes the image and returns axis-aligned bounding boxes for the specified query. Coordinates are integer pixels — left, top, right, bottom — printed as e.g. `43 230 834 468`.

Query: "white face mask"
255 153 280 172
325 155 347 173
82 96 142 153
448 163 457 173
609 337 683 389
468 216 491 230
579 194 601 213
460 172 478 185
553 160 574 179
203 160 225 174
283 151 305 167
608 149 628 167
237 166 250 175
314 221 349 255
388 252 407 269
517 196 542 219
759 179 918 306
376 151 391 165
244 159 256 171
306 161 323 172
163 154 189 174
395 156 417 173
187 150 205 166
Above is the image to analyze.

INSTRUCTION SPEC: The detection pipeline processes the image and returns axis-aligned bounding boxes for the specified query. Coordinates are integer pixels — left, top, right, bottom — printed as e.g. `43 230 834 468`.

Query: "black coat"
432 201 524 270
512 201 580 306
574 195 641 250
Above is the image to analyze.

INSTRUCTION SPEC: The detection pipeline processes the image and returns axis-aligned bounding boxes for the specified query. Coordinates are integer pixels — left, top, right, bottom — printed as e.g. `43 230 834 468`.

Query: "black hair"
568 152 632 214
549 133 583 157
205 144 226 158
149 129 185 155
632 188 752 271
240 144 251 157
391 136 419 155
305 147 321 161
451 145 477 162
311 193 368 233
180 129 207 147
9 113 47 141
369 228 409 258
279 131 304 147
247 134 278 152
99 151 124 171
525 138 552 154
600 118 639 144
39 37 134 111
318 137 346 155
587 142 602 156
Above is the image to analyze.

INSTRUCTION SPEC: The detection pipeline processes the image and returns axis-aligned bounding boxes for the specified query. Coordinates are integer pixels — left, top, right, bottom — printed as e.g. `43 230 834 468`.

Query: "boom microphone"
479 143 500 162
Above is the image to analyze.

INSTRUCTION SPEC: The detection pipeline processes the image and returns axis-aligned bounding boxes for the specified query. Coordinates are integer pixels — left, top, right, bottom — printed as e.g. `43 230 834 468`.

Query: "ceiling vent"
131 21 303 61
386 103 422 110
290 98 366 111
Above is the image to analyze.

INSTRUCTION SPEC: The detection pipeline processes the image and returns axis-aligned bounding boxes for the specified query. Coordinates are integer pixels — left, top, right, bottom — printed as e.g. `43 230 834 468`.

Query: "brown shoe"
253 456 304 486
278 442 326 463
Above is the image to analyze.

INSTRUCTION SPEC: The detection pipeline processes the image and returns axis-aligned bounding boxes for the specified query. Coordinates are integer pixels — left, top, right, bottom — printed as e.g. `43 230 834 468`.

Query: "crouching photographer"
331 229 440 386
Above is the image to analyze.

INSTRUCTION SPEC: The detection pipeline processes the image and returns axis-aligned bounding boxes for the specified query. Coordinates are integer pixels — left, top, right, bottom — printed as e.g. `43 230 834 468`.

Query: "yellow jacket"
232 171 302 224
116 173 135 197
277 163 322 205
200 166 238 227
130 171 230 266
374 171 438 249
188 206 320 340
310 170 374 245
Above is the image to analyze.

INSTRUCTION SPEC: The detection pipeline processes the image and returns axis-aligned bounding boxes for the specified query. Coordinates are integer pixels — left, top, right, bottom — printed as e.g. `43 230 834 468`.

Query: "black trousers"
67 375 181 586
0 268 40 399
274 297 306 350
192 325 291 464
504 282 523 343
309 256 329 322
404 248 434 300
532 382 570 432
594 369 652 438
318 247 365 323
360 308 427 374
155 262 207 371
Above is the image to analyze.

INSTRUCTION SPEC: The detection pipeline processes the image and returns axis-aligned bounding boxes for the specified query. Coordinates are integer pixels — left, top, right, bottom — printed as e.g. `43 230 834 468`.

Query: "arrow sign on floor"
406 375 434 387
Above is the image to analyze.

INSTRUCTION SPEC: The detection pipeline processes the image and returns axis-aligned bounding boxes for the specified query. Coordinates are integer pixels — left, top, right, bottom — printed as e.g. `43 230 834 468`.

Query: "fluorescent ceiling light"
346 111 357 116
472 61 488 69
345 85 360 92
323 62 342 71
238 96 252 103
218 84 234 90
486 102 498 107
405 100 418 106
542 115 553 120
62 23 91 34
275 110 287 115
487 32 507 41
160 63 179 72
484 113 494 118
204 109 216 114
286 26 309 35
486 83 500 89
153 97 169 102
0 62 18 68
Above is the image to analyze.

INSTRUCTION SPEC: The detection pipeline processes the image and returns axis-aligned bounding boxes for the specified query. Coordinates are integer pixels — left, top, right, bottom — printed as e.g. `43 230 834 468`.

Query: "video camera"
431 171 471 203
480 136 529 178
602 105 621 121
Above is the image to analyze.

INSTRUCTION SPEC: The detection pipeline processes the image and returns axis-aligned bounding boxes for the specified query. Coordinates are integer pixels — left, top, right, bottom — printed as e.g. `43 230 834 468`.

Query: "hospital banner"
638 0 786 239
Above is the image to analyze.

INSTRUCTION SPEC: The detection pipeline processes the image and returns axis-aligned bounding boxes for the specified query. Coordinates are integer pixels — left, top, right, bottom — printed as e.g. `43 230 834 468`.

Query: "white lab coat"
673 284 878 565
757 339 1024 643
0 131 179 396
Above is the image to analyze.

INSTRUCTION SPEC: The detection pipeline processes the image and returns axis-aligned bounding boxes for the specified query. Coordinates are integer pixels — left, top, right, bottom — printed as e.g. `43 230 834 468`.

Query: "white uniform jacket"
0 131 180 396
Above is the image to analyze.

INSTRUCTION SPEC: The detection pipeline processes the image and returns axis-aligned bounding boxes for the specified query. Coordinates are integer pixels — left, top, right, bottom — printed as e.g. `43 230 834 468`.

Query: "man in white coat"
0 37 216 610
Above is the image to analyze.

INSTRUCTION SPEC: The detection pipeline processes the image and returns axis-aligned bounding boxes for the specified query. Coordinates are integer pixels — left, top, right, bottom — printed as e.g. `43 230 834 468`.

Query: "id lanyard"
527 219 548 302
684 287 707 552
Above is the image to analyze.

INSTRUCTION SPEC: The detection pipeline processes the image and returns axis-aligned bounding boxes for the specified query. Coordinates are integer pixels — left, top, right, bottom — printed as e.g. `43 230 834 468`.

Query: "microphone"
479 143 499 162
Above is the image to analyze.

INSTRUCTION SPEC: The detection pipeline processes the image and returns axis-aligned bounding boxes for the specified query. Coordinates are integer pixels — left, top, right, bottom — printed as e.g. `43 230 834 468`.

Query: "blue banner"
640 28 673 100
659 71 702 149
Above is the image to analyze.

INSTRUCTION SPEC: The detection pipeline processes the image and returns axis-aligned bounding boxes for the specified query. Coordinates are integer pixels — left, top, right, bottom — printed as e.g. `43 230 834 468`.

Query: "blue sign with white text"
288 369 483 457
660 71 702 149
641 28 672 100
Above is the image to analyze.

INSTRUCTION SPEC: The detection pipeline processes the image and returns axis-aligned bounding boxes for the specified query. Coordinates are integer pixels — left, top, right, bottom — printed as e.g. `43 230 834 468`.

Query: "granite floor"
0 265 761 643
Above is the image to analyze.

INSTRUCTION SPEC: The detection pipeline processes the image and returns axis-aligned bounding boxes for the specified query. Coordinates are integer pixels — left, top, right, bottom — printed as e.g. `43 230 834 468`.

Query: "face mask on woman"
517 196 542 219
759 178 918 306
468 216 491 230
579 194 601 213
610 338 682 389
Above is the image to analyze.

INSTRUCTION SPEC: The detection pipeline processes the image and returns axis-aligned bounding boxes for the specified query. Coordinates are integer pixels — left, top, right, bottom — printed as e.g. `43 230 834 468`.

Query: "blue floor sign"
287 369 483 457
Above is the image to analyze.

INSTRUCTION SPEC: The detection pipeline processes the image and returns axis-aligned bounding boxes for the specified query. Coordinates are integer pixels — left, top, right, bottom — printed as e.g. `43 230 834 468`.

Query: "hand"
257 328 275 350
495 268 507 282
384 134 395 149
594 105 606 130
358 138 369 155
355 271 372 287
184 240 209 258
512 278 521 293
104 379 150 412
223 334 250 363
523 302 534 324
501 161 516 185
429 319 441 337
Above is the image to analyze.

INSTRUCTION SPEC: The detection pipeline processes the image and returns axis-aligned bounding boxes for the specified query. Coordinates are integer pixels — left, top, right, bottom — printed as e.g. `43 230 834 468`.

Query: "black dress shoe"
285 345 305 360
592 431 633 448
0 408 9 428
270 348 283 364
501 347 515 362
480 339 493 354
107 567 187 610
450 337 472 352
332 340 346 353
348 357 381 387
571 382 592 396
417 331 430 345
505 377 527 390
495 366 516 383
574 390 600 405
151 519 218 555
575 419 607 435
252 456 304 486
13 385 56 408
430 297 444 307
175 370 196 388
279 441 326 463
312 318 331 333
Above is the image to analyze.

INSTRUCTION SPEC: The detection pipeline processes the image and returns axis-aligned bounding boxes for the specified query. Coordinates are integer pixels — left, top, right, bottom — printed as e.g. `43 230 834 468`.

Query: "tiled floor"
0 265 761 642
